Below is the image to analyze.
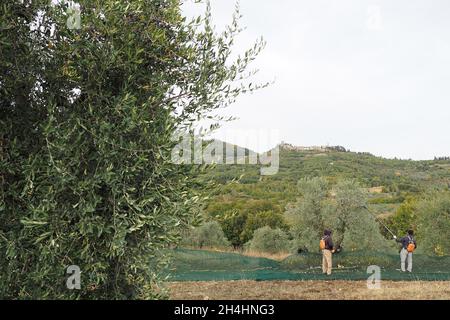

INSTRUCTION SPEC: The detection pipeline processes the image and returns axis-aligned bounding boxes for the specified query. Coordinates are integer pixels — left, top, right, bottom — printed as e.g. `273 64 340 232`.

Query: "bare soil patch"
167 280 450 300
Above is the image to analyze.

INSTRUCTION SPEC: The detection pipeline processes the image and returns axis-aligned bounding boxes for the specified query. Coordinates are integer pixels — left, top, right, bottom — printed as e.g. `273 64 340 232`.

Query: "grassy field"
168 280 450 300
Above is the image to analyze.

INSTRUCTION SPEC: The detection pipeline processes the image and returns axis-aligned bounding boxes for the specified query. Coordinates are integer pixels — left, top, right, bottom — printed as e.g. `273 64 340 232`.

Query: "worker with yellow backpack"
320 229 335 275
393 229 417 273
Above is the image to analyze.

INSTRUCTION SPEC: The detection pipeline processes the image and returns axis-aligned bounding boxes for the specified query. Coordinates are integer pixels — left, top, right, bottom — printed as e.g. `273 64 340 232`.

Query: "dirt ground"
167 280 450 300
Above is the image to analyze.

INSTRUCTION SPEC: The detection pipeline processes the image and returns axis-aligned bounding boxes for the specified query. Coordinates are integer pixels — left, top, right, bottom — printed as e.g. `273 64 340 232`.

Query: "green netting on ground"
166 249 450 281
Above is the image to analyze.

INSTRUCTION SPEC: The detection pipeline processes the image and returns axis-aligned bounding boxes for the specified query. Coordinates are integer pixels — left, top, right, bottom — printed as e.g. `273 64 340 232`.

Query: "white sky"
182 0 450 160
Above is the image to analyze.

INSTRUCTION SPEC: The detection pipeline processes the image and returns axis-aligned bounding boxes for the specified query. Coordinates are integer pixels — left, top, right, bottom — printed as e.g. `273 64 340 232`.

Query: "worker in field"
393 229 417 272
320 229 335 275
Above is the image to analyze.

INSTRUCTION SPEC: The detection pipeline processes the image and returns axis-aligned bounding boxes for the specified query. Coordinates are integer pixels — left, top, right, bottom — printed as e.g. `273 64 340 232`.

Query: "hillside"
199 143 450 246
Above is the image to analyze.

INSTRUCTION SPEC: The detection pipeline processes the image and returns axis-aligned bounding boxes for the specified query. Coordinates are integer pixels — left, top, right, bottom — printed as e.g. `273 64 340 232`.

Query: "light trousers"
322 249 332 275
400 248 413 272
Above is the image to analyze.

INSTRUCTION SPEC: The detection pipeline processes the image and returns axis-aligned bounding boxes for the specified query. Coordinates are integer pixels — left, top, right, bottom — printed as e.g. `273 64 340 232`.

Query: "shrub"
182 221 230 249
246 227 290 254
385 197 418 238
240 211 288 245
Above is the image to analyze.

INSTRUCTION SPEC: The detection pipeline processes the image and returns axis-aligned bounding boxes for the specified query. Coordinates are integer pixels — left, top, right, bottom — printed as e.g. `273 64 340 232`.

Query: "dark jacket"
322 235 334 251
397 235 417 250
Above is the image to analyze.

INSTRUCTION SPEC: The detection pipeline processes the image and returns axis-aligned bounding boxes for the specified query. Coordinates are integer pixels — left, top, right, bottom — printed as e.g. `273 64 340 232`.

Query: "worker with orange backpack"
320 229 335 275
393 229 417 272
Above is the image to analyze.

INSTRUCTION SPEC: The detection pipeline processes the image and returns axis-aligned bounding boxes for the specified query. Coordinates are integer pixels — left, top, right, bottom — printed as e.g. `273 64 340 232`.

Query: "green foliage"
0 0 263 299
207 197 282 218
240 211 288 246
181 221 230 249
333 180 392 252
385 198 418 238
201 147 450 250
207 192 287 247
285 177 333 252
286 178 393 253
368 195 405 204
195 145 450 255
217 209 287 248
416 193 450 256
340 212 393 252
385 192 450 256
245 226 290 254
219 211 248 248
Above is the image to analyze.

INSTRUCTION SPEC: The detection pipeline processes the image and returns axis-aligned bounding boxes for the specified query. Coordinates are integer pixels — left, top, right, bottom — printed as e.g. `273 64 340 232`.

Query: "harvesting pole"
362 205 397 239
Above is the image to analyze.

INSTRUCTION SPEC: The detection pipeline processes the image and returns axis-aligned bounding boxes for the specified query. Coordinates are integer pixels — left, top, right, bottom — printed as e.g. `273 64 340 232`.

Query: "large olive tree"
285 177 334 251
286 178 391 252
0 0 264 299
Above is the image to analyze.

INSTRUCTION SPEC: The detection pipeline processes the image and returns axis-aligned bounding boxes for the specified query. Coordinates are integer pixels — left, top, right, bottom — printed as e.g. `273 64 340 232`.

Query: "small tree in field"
0 0 264 299
240 210 287 245
246 226 290 254
182 221 230 249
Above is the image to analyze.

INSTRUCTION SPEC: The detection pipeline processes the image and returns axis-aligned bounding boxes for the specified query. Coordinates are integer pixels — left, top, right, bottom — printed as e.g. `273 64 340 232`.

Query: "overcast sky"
182 0 450 160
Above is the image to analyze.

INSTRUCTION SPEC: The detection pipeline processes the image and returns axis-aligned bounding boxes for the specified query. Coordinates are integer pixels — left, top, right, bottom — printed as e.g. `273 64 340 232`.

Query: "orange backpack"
407 236 416 253
319 237 326 250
